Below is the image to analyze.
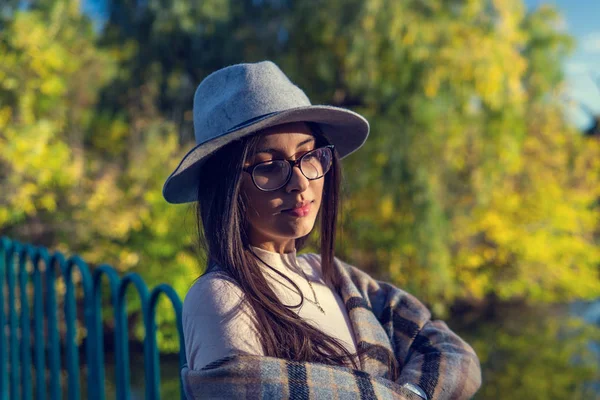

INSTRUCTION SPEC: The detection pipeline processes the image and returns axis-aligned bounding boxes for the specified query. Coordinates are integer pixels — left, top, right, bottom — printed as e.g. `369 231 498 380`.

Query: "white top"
182 246 358 370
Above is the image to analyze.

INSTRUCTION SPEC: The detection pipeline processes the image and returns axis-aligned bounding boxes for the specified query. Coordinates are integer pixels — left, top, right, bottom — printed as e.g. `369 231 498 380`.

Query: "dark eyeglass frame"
243 145 335 192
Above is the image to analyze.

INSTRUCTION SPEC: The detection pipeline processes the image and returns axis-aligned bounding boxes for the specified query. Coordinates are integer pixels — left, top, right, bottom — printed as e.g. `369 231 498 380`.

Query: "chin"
277 218 317 239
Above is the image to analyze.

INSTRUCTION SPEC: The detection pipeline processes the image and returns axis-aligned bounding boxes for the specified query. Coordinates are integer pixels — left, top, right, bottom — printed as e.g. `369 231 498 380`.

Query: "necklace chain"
272 268 326 314
252 251 326 315
298 267 326 314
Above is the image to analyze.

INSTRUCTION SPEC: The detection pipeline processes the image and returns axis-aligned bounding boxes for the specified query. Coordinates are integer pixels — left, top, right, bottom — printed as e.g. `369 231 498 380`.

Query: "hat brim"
162 105 369 204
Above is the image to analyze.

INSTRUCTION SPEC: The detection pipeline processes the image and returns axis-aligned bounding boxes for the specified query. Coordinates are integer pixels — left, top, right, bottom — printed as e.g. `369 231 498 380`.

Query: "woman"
163 61 481 399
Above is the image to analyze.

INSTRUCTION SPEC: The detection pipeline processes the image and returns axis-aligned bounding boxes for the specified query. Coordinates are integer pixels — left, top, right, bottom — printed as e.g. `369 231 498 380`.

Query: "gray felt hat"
162 61 370 204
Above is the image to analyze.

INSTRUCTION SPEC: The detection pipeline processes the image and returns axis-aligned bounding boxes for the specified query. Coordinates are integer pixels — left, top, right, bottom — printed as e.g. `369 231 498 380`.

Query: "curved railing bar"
0 237 11 399
7 239 20 400
32 247 51 400
148 284 187 400
0 238 9 398
1 237 187 400
41 250 101 400
46 251 67 400
92 264 122 400
17 243 54 400
63 255 98 400
17 244 35 400
116 273 152 400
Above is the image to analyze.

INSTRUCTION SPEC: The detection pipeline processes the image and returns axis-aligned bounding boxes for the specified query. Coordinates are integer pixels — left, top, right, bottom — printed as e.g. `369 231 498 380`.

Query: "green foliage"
0 0 202 351
0 1 114 228
1 0 598 354
268 0 598 311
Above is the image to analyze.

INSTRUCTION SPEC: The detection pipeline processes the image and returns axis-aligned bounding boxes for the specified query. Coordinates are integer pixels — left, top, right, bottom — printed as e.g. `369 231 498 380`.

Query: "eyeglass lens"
252 147 332 191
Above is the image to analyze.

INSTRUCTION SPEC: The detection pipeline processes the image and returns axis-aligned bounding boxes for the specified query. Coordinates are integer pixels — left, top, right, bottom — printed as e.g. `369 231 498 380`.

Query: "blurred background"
1 0 599 398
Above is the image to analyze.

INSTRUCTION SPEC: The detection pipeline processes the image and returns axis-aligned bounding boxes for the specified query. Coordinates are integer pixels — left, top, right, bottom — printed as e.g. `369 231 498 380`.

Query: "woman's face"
241 122 324 253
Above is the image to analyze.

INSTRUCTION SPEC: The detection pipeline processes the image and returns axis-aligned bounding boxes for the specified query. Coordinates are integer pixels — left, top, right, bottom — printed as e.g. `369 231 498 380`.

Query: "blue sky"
83 0 600 129
525 0 600 129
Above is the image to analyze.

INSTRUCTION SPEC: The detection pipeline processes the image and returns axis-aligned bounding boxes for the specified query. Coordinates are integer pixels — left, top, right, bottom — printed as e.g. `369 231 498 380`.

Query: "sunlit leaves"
290 0 600 308
1 0 598 351
0 1 199 351
0 4 110 227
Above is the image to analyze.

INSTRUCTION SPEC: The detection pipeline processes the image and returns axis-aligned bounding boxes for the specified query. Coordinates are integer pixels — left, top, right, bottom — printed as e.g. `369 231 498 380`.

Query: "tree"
2 0 597 351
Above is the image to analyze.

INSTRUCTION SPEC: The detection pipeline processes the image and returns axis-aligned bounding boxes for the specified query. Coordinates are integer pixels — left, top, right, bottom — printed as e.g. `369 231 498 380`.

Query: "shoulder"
182 271 246 318
297 252 325 277
182 271 264 370
298 252 373 282
182 270 259 346
298 252 321 266
298 253 361 274
330 255 383 285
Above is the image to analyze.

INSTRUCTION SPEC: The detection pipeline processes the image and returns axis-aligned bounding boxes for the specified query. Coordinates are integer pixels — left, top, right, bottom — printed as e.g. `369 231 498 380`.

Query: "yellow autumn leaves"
0 0 598 334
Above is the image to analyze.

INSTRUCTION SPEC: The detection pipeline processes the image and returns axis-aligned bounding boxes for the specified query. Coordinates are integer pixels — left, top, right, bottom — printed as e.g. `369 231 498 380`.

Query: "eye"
257 162 279 172
297 148 315 158
246 155 271 167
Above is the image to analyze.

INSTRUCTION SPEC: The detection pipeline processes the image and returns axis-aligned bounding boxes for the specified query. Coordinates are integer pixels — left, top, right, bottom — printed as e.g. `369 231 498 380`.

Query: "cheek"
316 178 325 199
241 176 279 217
311 179 325 210
240 174 326 241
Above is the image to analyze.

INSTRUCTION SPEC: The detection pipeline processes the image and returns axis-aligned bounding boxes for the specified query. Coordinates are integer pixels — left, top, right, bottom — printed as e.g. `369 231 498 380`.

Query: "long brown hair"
195 124 362 368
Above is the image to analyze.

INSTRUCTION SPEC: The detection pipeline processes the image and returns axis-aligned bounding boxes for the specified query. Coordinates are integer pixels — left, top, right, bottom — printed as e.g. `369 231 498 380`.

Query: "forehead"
253 122 314 151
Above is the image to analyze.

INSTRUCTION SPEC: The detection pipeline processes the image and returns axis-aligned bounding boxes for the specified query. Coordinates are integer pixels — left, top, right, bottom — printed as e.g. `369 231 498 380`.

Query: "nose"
285 165 309 193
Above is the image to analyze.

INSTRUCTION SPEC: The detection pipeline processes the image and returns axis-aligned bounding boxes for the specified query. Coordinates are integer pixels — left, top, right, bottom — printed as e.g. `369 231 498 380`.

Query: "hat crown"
193 61 311 144
163 60 369 204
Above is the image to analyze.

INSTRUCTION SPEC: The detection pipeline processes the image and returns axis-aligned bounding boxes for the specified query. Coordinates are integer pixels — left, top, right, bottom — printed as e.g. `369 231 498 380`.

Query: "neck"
249 244 302 275
249 237 296 254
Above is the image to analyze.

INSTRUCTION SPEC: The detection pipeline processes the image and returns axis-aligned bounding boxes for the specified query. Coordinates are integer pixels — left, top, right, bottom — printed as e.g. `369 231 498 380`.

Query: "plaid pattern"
182 257 481 399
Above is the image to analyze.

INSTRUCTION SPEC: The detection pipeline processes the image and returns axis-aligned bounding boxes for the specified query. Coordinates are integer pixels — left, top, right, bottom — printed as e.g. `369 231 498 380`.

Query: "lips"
282 201 312 217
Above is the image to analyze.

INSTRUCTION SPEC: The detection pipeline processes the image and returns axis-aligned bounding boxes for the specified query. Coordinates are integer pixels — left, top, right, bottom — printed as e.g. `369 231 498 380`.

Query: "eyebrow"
253 137 315 155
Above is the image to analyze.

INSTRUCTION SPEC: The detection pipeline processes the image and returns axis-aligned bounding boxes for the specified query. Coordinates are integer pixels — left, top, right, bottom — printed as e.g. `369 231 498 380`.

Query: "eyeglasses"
243 145 334 191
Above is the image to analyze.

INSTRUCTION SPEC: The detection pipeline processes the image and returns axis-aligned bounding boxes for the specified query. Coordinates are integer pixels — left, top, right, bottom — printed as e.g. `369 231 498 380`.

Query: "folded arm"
348 267 482 400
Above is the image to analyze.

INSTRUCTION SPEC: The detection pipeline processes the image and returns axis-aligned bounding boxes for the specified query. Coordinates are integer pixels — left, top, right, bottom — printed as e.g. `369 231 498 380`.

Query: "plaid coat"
181 257 481 399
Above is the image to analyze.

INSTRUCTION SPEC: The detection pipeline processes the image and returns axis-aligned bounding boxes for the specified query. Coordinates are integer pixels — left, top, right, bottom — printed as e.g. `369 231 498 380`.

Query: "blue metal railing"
0 237 187 400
